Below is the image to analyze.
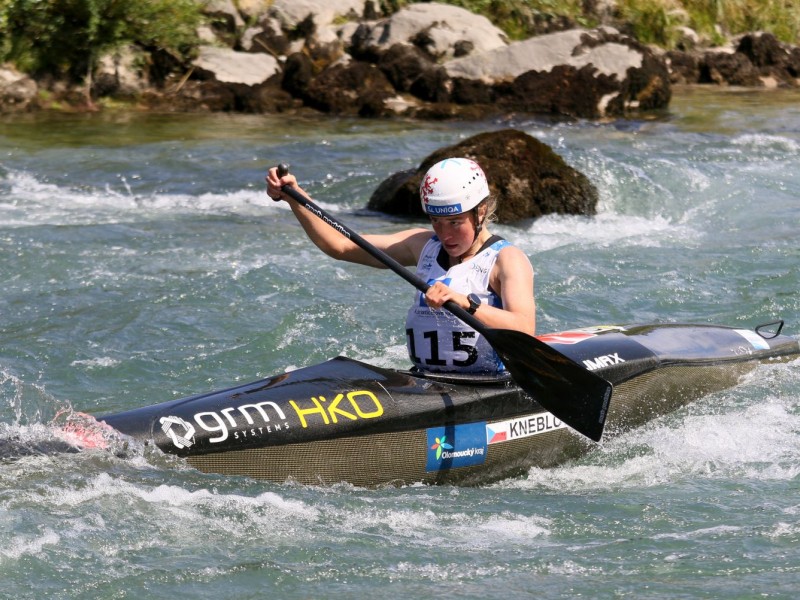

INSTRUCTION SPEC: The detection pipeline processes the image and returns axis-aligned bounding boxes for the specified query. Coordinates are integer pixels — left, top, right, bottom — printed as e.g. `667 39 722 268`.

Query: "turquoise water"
1 87 799 598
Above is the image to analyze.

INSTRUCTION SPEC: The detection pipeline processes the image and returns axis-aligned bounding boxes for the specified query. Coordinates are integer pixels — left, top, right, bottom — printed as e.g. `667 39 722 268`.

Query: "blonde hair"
478 196 498 225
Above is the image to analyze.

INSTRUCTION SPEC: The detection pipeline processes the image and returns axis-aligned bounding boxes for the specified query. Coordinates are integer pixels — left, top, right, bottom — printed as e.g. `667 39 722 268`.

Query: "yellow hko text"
289 390 384 428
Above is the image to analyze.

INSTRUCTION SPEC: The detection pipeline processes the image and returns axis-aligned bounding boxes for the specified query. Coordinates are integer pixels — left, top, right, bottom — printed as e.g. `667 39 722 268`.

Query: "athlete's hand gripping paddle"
274 164 612 442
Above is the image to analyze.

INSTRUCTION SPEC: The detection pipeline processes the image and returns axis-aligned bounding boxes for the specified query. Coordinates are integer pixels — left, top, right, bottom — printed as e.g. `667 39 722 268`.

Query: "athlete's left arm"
424 246 535 335
484 246 536 335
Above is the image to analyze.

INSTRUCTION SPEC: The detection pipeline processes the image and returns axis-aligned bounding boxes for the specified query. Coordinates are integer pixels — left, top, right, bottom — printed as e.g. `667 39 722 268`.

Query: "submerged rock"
367 129 599 222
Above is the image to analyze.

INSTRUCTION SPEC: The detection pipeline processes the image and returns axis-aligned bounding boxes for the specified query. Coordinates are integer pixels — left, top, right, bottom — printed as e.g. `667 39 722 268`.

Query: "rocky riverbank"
2 0 799 120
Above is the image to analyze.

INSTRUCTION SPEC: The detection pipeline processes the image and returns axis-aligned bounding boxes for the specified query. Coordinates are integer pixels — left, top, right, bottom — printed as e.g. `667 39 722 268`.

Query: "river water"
1 87 798 598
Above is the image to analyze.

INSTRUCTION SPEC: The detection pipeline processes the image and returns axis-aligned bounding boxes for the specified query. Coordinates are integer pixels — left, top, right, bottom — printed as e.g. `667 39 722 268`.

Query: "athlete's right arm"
266 167 431 268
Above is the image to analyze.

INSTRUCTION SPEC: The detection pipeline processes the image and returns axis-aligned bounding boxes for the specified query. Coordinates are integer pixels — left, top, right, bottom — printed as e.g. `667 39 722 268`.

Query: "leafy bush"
703 0 800 44
617 0 689 47
618 0 800 47
0 0 202 82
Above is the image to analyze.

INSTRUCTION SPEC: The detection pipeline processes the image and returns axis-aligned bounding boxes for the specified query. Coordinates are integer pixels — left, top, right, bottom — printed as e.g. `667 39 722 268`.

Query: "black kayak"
98 321 798 487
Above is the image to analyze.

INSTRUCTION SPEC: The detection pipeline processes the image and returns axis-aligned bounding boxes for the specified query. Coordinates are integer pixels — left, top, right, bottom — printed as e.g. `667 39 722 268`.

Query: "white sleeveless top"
405 235 511 374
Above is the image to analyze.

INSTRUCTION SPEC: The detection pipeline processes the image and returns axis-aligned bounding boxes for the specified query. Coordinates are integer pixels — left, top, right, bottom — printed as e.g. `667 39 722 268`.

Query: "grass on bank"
615 0 800 47
394 0 800 46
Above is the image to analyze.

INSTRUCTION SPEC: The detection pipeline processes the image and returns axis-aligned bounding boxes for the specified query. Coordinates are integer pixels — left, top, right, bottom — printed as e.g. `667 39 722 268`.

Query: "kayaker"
266 157 535 374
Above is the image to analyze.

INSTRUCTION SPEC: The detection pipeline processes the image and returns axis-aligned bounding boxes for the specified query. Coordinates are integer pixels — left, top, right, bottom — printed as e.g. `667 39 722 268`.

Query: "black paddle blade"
484 328 612 442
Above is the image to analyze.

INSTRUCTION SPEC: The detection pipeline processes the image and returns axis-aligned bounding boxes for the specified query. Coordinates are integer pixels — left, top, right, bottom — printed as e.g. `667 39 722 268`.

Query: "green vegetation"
0 0 202 82
617 0 800 47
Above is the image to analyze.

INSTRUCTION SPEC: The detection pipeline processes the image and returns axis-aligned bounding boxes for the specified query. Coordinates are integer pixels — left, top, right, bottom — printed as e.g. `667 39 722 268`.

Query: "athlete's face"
429 212 476 257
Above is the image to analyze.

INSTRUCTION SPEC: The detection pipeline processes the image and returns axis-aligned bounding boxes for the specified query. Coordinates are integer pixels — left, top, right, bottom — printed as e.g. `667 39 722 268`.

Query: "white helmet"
419 157 490 216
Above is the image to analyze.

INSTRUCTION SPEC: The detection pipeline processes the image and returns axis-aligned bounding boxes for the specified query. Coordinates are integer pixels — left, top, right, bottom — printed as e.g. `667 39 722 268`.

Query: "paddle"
274 164 612 441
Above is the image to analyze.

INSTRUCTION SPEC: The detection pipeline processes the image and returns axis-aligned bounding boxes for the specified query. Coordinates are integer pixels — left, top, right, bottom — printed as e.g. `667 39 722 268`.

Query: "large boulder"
140 46 293 113
241 17 292 57
181 46 289 112
367 129 598 222
237 0 273 22
192 46 280 86
268 0 369 31
356 2 508 61
202 0 245 31
700 50 762 86
665 50 702 85
201 0 246 47
735 32 800 85
148 77 296 113
444 28 671 118
302 60 396 116
667 33 800 88
0 64 38 112
92 46 149 99
377 43 446 96
259 0 373 68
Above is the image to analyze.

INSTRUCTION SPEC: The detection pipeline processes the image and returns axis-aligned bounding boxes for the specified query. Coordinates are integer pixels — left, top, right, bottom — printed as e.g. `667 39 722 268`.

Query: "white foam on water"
731 133 800 157
38 472 322 546
1 369 69 426
500 361 800 493
769 520 800 539
651 524 743 542
509 211 701 256
366 343 410 370
69 357 121 369
545 559 604 576
0 529 60 560
387 560 512 581
1 168 325 226
333 504 441 542
454 512 551 544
